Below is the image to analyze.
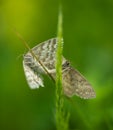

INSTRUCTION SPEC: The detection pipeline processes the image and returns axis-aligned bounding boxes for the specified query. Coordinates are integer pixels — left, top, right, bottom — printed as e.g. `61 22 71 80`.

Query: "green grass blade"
55 5 70 130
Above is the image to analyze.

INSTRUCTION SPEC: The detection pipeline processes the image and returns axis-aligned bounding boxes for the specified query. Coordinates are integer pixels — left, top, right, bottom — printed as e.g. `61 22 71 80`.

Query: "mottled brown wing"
62 65 96 99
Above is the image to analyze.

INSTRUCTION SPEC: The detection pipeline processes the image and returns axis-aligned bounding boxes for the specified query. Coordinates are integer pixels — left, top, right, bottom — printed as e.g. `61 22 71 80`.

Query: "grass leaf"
55 4 70 130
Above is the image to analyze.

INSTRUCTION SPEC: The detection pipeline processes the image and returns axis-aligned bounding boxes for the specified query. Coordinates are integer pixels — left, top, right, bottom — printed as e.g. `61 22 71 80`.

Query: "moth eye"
62 61 70 70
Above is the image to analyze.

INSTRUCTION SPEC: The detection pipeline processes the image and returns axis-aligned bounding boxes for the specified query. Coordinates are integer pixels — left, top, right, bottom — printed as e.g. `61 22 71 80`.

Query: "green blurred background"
0 0 113 130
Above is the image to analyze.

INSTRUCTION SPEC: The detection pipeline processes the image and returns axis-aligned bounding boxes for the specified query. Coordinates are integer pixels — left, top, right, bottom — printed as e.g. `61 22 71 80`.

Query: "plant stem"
55 4 69 130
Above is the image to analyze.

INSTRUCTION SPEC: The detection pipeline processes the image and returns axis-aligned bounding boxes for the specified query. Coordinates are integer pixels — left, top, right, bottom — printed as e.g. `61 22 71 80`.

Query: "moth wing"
62 66 96 99
23 61 44 89
23 38 59 89
31 38 59 72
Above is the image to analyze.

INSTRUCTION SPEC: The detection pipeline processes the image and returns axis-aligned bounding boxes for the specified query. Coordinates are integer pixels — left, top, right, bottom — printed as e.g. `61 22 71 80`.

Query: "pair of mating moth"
23 38 96 99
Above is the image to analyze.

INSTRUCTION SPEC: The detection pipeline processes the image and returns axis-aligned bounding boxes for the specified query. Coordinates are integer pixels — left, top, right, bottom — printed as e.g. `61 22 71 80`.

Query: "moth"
23 38 96 99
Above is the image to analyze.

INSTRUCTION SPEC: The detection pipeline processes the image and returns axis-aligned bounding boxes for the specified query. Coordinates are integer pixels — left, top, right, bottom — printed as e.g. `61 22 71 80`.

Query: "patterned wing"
23 38 65 89
62 61 96 99
31 38 66 73
23 53 44 89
